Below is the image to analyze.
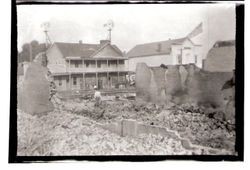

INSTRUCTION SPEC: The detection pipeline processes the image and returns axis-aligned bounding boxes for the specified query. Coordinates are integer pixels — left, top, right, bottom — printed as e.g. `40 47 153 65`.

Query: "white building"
127 37 202 72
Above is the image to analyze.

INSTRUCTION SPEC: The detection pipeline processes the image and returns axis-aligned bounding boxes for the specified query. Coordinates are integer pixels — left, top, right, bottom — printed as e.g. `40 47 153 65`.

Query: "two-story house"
46 40 129 91
126 37 202 72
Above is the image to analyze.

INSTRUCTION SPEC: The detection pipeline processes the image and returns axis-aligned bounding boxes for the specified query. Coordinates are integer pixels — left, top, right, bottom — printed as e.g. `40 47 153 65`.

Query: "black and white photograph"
9 0 244 162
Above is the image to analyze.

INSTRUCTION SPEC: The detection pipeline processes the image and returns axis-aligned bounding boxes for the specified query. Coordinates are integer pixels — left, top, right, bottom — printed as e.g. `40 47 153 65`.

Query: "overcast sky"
17 4 235 55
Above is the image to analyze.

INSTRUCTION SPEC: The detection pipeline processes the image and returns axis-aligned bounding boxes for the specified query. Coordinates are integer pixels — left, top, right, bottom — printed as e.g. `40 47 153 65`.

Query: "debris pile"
154 104 235 151
53 98 235 152
18 109 207 155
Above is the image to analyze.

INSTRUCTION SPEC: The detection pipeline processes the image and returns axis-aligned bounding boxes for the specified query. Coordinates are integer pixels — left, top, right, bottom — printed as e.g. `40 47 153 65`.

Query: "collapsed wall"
135 63 152 102
18 62 54 115
135 63 234 110
149 67 167 103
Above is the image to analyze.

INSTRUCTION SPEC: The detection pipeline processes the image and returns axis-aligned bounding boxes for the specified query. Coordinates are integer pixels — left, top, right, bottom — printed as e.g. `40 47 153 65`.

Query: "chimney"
100 40 110 46
79 40 82 44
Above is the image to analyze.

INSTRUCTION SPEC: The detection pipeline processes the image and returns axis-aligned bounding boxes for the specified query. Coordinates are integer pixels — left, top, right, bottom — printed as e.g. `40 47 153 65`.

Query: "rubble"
18 82 236 155
50 96 235 152
18 109 205 155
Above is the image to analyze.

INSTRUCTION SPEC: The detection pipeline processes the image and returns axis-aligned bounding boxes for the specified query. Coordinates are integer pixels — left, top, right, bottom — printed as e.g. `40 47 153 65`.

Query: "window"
195 55 198 64
119 60 125 65
97 62 101 68
184 47 191 49
178 55 182 64
58 77 62 86
86 62 89 68
75 62 79 68
73 77 77 85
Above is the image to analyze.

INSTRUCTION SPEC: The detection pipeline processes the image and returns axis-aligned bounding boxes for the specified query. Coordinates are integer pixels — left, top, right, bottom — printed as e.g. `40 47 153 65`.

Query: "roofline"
54 42 98 46
90 42 124 58
65 56 82 60
128 52 170 58
134 37 187 47
46 43 65 58
65 57 128 60
84 57 128 60
126 37 187 55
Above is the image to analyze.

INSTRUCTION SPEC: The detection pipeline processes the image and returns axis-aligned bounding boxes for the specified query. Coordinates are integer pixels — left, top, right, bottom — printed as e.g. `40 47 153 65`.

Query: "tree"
18 40 47 63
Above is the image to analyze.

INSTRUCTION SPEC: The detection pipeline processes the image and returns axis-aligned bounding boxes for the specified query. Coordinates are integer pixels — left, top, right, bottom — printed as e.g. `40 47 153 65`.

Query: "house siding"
171 39 202 67
46 44 67 73
127 38 203 72
47 42 129 91
54 75 69 91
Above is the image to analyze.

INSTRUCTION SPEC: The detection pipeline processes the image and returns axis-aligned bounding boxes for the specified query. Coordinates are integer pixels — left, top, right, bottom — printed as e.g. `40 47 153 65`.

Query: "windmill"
40 22 52 66
103 20 114 42
41 22 52 48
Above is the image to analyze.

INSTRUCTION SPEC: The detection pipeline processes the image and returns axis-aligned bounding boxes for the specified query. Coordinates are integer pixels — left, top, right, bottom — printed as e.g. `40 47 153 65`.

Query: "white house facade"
127 37 203 72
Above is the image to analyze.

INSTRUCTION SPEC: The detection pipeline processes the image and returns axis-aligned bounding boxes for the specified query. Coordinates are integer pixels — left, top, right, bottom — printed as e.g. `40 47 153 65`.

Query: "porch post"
118 71 119 83
96 72 98 87
107 72 109 89
69 73 71 90
82 73 85 90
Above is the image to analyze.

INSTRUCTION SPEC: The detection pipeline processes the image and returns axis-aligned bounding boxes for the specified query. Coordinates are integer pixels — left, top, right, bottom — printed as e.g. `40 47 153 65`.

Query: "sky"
17 4 235 56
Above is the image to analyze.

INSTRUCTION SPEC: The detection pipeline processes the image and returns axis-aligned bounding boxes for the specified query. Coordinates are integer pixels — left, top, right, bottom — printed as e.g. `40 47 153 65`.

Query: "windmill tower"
40 22 52 66
41 22 52 49
103 20 114 42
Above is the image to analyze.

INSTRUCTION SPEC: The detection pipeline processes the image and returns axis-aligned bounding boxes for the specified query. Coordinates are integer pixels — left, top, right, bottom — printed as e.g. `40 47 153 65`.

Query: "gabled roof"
90 41 124 58
54 42 100 58
52 42 123 59
127 37 187 58
203 40 235 72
